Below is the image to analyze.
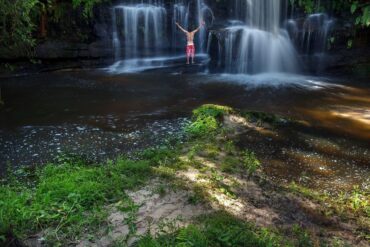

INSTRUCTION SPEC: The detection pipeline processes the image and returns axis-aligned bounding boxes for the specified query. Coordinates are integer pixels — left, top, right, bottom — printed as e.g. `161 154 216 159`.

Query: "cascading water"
222 26 299 74
233 0 282 32
109 0 212 73
108 0 334 74
172 0 189 50
302 14 334 55
114 3 166 59
109 2 167 72
195 0 214 52
218 0 300 74
286 13 334 72
302 13 334 72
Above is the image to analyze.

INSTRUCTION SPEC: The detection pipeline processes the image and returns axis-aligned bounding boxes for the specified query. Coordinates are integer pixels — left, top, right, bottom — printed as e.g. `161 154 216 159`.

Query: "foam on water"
106 54 210 74
202 73 343 90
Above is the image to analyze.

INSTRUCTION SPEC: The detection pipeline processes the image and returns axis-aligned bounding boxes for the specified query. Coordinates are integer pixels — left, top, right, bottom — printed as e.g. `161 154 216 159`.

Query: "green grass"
0 157 153 245
220 156 240 173
288 182 369 218
135 212 289 247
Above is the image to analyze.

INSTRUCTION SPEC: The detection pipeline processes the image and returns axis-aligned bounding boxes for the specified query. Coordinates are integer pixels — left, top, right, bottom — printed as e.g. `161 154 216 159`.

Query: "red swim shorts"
186 44 195 57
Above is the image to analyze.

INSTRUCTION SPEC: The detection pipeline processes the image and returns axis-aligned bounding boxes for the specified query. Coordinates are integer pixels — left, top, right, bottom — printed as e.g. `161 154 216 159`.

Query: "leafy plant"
176 225 208 247
242 151 261 175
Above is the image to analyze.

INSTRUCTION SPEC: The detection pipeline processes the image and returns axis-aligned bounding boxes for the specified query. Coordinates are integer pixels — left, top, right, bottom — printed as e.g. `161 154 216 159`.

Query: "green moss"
186 104 233 137
192 104 233 119
185 115 219 137
242 111 285 126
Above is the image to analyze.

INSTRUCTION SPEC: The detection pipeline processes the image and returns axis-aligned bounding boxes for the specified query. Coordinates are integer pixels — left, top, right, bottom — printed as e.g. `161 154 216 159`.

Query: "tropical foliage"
293 0 370 27
0 0 39 56
0 0 107 57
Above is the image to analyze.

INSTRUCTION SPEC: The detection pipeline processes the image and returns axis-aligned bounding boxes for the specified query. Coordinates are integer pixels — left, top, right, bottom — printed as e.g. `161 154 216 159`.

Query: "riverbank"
1 105 368 246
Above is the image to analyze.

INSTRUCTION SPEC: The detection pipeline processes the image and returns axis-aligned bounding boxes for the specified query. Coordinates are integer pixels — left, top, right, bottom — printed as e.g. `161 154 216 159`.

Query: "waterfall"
109 0 213 73
172 0 189 51
301 13 334 55
112 4 166 59
219 0 299 74
112 8 121 61
233 0 284 33
223 26 299 74
286 13 334 72
107 0 333 74
196 0 214 52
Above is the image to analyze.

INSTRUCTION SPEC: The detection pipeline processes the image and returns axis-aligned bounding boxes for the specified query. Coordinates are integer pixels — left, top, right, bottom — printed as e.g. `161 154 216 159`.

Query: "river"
0 70 369 192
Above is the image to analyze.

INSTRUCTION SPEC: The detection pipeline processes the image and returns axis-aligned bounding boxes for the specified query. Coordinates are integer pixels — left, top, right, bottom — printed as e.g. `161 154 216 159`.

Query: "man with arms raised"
176 21 205 64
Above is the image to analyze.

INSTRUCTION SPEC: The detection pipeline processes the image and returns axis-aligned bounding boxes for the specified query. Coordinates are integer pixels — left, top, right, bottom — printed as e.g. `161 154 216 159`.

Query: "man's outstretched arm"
176 22 188 33
191 20 205 33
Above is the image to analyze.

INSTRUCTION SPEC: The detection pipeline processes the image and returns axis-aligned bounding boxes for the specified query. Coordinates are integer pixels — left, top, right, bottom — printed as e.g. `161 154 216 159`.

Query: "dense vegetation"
0 0 107 57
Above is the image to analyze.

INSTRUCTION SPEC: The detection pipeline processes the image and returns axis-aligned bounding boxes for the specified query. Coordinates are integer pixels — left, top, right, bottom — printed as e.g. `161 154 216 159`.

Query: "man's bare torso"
186 32 195 45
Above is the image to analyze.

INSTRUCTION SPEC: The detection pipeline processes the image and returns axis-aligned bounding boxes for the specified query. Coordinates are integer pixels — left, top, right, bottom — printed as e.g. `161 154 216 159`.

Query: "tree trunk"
40 11 47 38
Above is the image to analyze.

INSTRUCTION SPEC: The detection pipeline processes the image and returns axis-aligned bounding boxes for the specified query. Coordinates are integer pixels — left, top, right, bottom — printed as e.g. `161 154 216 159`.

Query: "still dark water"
0 70 369 191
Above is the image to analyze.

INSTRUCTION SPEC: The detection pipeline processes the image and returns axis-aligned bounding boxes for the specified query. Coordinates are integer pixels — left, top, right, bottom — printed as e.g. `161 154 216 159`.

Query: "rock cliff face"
1 0 369 76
